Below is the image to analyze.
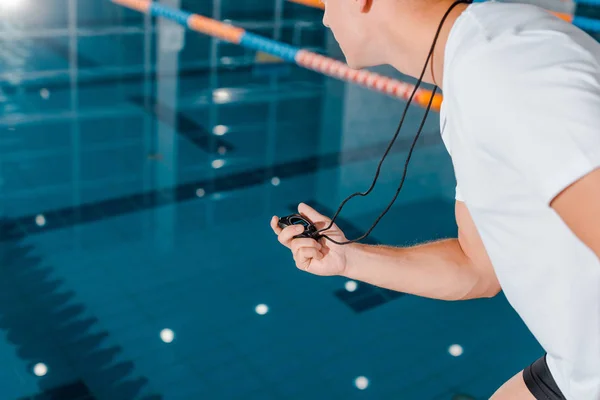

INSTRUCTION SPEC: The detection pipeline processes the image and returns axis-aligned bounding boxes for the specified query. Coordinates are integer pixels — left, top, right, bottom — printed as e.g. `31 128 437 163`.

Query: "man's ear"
357 0 373 13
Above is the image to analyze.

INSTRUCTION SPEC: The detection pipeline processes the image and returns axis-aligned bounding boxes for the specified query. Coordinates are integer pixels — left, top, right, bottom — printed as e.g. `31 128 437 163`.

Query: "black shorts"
523 355 566 400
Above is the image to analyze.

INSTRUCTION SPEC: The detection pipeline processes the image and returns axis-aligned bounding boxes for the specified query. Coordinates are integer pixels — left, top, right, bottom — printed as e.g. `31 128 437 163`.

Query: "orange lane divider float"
288 0 325 9
112 0 442 111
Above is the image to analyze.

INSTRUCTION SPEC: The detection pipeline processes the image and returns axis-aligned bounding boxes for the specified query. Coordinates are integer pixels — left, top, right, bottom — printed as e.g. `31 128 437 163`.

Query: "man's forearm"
343 239 493 301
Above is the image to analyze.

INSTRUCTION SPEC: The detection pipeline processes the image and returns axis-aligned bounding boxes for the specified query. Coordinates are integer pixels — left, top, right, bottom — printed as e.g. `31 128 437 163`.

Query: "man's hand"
271 203 350 276
551 167 600 260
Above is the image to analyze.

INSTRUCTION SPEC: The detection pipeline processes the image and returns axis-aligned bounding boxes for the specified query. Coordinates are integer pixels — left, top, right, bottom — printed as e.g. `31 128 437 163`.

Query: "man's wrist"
340 242 365 278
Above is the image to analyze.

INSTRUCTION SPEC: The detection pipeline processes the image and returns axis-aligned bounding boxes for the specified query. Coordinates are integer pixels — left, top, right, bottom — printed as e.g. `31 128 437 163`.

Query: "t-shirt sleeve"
454 35 600 204
455 185 464 202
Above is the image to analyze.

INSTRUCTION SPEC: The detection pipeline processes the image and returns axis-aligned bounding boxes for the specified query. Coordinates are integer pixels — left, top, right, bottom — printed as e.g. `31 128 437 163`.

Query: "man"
271 0 600 398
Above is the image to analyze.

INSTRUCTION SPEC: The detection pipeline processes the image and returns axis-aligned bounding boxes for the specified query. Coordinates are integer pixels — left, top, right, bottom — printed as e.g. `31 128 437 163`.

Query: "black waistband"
523 355 566 400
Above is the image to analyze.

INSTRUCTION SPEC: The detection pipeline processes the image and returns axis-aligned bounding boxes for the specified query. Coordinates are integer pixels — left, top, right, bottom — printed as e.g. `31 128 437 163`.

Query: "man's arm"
551 167 600 260
343 202 500 301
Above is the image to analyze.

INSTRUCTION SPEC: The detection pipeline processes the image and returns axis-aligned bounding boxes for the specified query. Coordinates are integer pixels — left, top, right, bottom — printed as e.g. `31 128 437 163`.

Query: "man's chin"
345 58 366 71
344 56 379 71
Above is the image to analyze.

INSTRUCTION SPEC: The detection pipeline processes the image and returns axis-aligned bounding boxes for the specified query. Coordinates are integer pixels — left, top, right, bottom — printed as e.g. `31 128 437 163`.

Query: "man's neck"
383 1 470 89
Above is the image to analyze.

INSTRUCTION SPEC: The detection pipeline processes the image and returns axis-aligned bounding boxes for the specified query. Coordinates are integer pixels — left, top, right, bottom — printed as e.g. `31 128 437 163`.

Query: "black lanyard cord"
318 0 473 245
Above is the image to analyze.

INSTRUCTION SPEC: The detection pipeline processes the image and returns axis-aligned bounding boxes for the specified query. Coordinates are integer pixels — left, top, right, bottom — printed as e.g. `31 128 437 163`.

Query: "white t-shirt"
440 1 600 398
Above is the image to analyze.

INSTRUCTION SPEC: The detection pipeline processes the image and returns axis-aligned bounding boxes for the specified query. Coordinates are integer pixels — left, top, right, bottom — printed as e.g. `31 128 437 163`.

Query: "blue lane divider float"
149 2 193 26
576 0 600 6
574 16 600 31
473 0 600 33
240 33 300 63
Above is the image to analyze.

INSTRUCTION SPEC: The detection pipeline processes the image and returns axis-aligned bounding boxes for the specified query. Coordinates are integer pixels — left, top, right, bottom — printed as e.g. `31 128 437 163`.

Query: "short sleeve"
453 33 600 204
455 185 464 202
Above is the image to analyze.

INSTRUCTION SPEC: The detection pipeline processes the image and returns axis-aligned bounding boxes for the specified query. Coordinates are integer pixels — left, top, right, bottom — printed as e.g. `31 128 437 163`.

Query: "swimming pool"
0 0 581 399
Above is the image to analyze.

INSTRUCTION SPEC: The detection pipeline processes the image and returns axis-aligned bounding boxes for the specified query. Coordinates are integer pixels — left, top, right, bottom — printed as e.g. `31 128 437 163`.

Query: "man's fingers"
298 203 331 224
271 216 282 235
292 240 323 270
291 238 322 255
278 225 306 248
294 247 323 270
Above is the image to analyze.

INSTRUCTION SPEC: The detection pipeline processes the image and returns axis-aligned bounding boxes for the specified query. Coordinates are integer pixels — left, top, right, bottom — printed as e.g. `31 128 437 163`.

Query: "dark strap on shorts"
523 355 566 400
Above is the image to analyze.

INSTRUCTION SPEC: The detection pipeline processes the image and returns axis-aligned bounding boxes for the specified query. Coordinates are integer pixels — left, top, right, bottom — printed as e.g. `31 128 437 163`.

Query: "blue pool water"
5 0 597 399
